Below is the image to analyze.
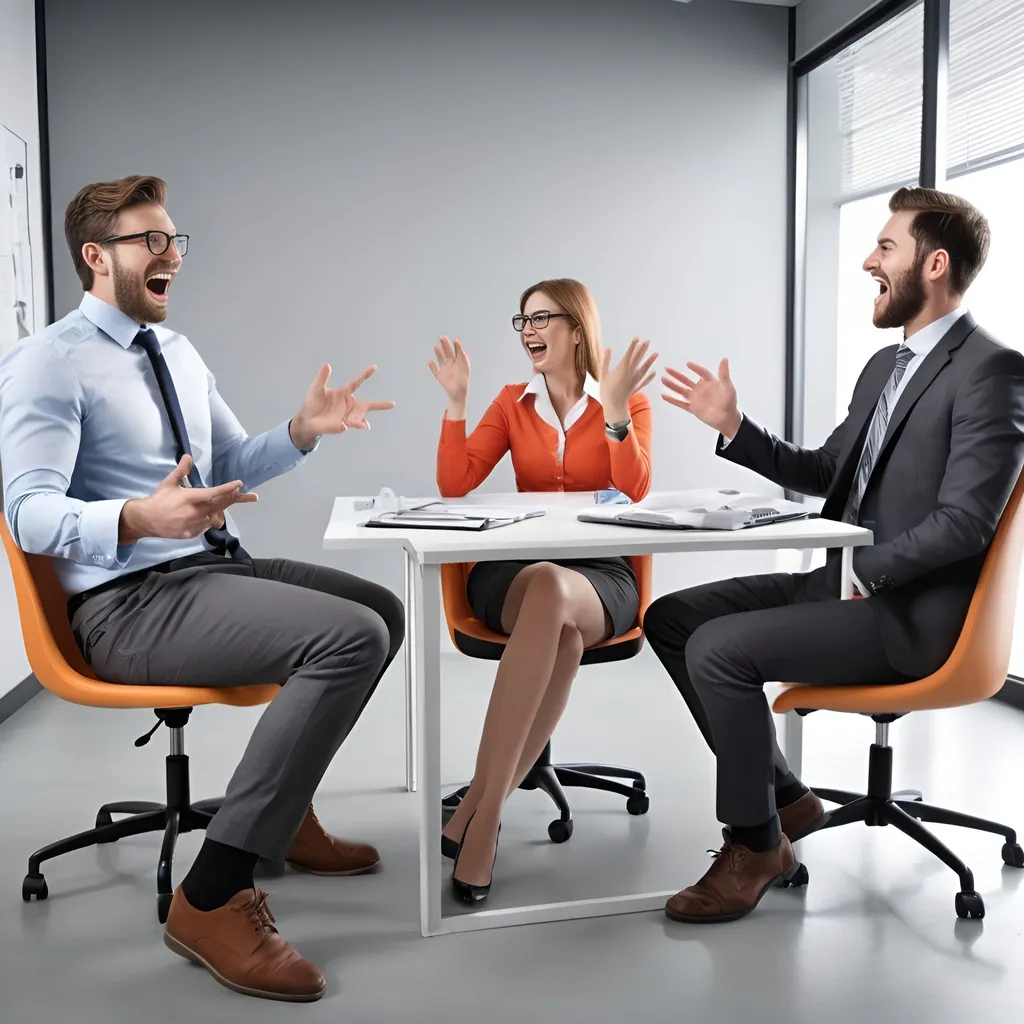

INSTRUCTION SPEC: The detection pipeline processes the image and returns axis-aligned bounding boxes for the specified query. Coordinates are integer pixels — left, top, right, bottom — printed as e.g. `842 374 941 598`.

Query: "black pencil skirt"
466 556 639 638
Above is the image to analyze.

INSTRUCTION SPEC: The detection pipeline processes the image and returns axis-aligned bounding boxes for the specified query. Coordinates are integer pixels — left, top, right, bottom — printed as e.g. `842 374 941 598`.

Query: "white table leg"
839 544 855 600
782 544 856 783
415 562 443 937
783 709 803 782
404 550 418 794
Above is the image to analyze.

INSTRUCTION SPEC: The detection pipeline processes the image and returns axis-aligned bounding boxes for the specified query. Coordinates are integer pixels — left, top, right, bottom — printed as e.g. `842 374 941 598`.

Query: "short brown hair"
64 175 167 289
888 186 990 294
519 278 602 382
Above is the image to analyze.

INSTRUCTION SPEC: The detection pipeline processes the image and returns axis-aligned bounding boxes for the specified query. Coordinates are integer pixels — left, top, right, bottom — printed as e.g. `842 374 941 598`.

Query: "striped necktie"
134 328 249 558
841 344 914 525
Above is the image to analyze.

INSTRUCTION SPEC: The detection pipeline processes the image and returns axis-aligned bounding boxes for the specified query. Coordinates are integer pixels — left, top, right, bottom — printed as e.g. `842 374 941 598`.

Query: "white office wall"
43 0 791 606
0 0 45 696
795 0 890 60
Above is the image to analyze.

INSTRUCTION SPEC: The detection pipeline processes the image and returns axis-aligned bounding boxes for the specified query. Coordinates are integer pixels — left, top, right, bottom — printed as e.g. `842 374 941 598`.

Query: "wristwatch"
605 418 630 442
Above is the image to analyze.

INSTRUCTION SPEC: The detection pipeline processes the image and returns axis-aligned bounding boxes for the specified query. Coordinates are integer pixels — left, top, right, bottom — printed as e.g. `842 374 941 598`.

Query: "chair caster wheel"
1002 842 1024 868
22 873 48 902
548 819 573 844
955 891 985 919
626 794 650 816
157 892 173 923
441 786 468 810
777 862 809 889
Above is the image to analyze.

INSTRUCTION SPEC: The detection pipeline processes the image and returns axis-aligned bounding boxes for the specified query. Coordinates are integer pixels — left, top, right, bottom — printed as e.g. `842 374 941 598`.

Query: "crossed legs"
441 562 612 887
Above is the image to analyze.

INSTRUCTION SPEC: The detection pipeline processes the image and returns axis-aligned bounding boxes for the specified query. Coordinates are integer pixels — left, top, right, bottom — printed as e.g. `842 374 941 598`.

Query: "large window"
794 0 1024 679
799 3 923 451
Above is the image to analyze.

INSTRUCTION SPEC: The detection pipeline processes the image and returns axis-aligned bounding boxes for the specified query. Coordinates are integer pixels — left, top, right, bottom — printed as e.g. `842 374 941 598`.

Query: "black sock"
730 814 783 853
775 779 810 810
181 838 259 912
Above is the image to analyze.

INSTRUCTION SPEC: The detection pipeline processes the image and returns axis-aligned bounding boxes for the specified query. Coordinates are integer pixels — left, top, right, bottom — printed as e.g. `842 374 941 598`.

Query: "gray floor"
2 647 1023 1024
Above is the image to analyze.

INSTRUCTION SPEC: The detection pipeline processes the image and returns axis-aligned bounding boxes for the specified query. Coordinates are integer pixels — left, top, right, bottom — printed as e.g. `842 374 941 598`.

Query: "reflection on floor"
2 648 1023 1023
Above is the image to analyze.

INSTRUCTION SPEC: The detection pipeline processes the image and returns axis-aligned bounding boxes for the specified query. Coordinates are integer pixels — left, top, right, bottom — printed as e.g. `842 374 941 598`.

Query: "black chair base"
21 709 224 923
441 740 648 843
807 721 1024 920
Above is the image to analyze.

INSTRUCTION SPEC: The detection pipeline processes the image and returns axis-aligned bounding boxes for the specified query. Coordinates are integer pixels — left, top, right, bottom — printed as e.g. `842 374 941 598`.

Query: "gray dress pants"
70 556 404 860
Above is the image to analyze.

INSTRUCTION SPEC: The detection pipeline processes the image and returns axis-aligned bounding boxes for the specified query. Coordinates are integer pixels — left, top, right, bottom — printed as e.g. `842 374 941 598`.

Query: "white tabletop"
323 492 873 565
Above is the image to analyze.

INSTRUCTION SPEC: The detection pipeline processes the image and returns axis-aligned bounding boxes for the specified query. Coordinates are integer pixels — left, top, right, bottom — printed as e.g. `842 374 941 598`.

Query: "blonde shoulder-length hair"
519 278 602 382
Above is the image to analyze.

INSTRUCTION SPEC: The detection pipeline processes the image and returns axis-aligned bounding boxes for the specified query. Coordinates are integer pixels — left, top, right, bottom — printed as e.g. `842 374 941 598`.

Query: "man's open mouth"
873 275 889 302
147 272 174 299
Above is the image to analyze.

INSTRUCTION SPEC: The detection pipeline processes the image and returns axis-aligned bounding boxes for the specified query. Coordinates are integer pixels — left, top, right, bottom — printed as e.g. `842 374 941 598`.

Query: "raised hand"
290 364 396 449
599 338 658 423
661 358 742 439
119 455 259 544
429 336 471 419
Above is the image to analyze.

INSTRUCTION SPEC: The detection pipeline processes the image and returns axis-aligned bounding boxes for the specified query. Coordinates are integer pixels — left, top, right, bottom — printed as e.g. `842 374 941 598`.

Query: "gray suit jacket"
718 313 1024 676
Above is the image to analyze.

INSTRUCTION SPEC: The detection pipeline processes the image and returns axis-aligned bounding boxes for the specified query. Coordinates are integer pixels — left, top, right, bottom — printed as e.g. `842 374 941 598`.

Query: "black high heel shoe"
452 813 500 905
442 813 500 861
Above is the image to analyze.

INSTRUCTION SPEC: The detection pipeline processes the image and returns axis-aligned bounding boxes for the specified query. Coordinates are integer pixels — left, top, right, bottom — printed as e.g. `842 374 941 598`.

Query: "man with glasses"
0 175 403 1002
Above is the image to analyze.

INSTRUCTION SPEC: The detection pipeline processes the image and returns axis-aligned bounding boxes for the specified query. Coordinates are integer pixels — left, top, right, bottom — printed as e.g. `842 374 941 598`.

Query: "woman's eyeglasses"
512 312 574 332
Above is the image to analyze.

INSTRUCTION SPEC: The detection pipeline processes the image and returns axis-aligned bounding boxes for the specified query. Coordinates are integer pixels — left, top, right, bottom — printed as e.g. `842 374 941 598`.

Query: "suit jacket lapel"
876 311 977 456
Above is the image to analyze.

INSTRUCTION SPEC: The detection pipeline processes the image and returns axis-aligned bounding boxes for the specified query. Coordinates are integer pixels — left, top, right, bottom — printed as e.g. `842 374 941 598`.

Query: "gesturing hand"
429 337 471 400
599 338 658 423
290 364 396 449
119 455 258 544
429 336 471 419
662 358 742 439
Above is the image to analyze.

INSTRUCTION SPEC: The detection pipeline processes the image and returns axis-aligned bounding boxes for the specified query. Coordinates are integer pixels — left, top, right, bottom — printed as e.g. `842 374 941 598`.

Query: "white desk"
323 493 872 937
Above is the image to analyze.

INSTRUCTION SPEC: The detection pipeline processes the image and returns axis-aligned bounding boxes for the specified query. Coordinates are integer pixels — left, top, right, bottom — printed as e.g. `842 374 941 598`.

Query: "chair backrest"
775 466 1024 716
442 555 653 663
923 465 1024 706
0 517 99 689
0 517 281 711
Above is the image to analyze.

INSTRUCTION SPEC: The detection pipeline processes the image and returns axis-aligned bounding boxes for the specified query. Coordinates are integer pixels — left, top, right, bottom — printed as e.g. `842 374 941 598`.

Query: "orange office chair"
440 555 653 842
773 469 1024 919
1 519 280 922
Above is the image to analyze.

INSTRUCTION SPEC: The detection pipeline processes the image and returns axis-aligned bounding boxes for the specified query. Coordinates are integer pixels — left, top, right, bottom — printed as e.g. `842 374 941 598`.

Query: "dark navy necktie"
133 328 249 559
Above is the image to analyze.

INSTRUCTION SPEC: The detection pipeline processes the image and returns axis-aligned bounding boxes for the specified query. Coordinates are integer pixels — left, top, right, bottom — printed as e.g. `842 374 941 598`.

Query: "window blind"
836 3 925 199
948 0 1024 177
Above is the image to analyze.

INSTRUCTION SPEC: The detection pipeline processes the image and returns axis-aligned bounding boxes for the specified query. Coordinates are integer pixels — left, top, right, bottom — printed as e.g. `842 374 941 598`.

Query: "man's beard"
873 255 927 330
110 250 168 324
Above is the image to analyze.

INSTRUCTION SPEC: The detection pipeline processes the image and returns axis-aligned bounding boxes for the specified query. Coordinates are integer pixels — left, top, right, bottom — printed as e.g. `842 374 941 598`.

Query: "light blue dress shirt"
0 293 314 597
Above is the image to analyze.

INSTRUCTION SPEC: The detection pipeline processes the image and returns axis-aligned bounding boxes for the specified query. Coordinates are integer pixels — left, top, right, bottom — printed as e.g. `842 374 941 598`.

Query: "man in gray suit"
646 187 1024 924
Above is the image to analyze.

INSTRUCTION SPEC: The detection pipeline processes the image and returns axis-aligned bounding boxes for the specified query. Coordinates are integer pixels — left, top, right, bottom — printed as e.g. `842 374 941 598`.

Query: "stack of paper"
578 489 811 531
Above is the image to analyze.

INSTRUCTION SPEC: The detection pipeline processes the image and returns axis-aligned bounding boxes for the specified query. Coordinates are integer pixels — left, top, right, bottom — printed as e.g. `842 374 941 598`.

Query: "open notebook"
577 489 813 531
362 502 546 532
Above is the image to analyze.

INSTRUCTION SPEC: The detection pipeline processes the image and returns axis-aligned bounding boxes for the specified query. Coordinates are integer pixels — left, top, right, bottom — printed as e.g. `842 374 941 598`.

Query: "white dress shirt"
518 372 603 458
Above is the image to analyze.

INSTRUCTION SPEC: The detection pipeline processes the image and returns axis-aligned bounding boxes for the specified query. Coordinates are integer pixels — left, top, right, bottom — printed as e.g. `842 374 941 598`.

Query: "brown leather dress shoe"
779 789 829 841
284 806 380 876
164 887 325 1002
665 831 796 924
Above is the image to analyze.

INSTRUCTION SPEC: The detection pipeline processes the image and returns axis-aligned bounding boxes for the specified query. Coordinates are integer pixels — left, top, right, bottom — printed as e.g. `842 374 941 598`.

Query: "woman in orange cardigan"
430 278 656 904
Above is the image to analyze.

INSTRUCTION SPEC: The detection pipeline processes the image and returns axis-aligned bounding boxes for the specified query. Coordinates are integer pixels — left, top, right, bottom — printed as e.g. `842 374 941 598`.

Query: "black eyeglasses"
512 312 575 332
99 231 189 256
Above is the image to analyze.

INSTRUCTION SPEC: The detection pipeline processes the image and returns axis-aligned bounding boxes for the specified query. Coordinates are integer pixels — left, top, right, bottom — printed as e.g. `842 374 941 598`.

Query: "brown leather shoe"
284 805 380 876
665 831 796 924
163 887 325 1002
779 789 829 842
